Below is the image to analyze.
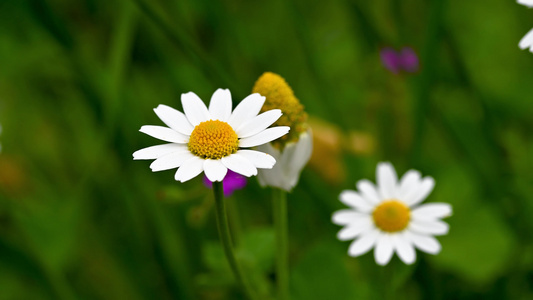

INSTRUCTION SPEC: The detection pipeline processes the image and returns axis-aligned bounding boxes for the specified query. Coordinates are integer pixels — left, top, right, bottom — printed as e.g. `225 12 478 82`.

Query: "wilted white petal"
236 150 276 169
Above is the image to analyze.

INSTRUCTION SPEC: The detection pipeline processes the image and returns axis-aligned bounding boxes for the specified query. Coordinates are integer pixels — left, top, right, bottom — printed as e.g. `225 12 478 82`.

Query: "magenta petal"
380 48 401 74
399 47 419 73
203 170 247 197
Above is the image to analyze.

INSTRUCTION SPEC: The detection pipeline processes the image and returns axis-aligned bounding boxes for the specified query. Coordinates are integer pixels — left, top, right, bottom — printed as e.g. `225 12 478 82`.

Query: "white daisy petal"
238 126 290 148
392 233 416 265
377 162 398 199
409 220 449 236
405 231 441 254
209 89 232 122
339 190 374 213
236 150 276 169
203 159 228 182
133 143 186 160
139 125 189 143
518 0 533 9
519 28 533 52
181 92 211 126
405 177 435 206
221 153 258 177
374 234 394 266
397 170 421 200
153 104 194 135
174 156 204 182
236 109 283 138
227 93 265 129
356 179 381 204
331 209 366 225
348 228 380 257
337 219 373 241
411 203 452 221
150 151 194 172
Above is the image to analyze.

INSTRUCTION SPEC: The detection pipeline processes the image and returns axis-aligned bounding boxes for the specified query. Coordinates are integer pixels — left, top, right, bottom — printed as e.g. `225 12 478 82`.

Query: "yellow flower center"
188 120 239 159
252 72 308 149
372 200 411 233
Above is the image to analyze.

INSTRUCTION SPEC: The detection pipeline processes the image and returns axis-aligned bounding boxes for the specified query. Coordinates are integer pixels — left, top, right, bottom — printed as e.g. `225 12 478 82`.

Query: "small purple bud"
203 170 247 197
399 47 419 73
380 47 402 74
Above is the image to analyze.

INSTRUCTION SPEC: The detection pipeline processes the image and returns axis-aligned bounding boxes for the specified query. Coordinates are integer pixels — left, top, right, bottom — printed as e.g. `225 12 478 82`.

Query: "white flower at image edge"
257 129 313 191
133 89 290 182
518 0 533 52
332 162 452 266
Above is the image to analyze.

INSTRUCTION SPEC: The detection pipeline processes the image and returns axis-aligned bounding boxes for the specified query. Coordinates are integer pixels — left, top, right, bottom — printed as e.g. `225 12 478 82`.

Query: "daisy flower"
518 0 533 52
332 162 452 266
133 89 290 183
252 72 313 192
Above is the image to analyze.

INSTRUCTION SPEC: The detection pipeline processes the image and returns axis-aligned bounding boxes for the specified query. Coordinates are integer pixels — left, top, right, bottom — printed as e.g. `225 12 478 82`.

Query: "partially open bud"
252 72 313 191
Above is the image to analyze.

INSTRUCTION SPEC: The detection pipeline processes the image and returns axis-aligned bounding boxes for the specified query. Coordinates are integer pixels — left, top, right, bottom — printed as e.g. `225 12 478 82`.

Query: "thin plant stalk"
272 188 289 300
213 182 258 300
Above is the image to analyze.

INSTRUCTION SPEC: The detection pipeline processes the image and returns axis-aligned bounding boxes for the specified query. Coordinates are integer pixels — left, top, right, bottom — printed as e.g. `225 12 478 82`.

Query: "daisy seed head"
252 72 308 149
188 120 239 159
372 200 410 232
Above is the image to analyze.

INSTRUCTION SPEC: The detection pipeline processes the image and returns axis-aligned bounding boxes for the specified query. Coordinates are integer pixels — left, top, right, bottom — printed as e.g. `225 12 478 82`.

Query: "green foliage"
1 0 533 299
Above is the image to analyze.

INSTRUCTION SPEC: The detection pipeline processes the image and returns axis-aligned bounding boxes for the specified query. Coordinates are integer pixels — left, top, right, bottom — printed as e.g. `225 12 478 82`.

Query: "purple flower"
380 47 419 74
203 170 247 197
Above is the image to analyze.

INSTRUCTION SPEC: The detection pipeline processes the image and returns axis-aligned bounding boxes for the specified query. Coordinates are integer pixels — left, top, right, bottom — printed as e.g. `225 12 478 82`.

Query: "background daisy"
332 162 452 265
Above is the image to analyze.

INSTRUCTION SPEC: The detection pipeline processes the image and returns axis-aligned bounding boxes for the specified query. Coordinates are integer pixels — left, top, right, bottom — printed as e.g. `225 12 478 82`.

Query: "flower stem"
272 188 289 300
213 182 258 300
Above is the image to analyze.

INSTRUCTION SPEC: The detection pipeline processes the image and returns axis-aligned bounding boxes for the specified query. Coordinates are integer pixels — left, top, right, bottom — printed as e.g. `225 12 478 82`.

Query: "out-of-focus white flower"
133 89 289 182
252 72 312 192
518 0 533 52
518 0 533 8
332 162 452 266
257 129 312 191
519 28 533 52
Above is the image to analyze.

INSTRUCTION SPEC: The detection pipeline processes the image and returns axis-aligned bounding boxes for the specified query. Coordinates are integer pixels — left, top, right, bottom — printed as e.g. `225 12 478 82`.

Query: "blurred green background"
1 0 533 299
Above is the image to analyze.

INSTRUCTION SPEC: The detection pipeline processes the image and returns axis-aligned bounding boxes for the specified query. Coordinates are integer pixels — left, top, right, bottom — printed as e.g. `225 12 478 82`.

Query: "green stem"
272 188 289 300
213 182 258 300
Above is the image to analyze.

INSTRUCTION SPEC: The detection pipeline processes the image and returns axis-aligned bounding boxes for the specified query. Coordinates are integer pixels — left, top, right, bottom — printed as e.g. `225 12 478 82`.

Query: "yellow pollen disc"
252 72 308 149
372 200 411 233
188 120 239 159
